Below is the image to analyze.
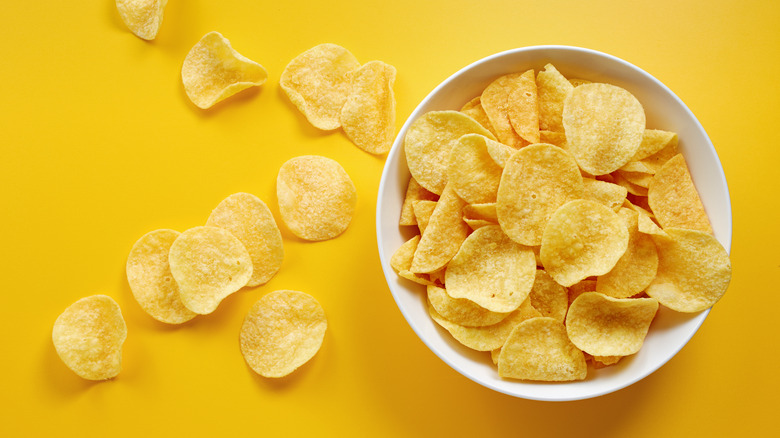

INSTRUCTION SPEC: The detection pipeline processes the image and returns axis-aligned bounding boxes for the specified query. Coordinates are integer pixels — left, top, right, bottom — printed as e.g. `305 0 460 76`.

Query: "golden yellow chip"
566 292 659 356
540 200 629 287
536 64 574 132
280 43 360 130
647 154 713 234
646 228 731 312
462 203 498 223
497 317 587 381
592 355 622 368
508 69 541 144
277 155 357 241
613 171 649 196
412 200 437 234
568 280 597 305
539 130 567 149
497 143 584 246
583 178 628 211
404 110 496 195
126 229 197 324
630 129 678 163
447 134 513 204
240 290 327 378
181 32 268 109
528 270 568 323
410 185 470 273
445 225 536 313
390 235 435 286
427 284 509 327
562 83 646 175
568 78 591 87
206 193 284 287
617 170 653 189
399 177 438 226
116 0 167 40
481 72 527 148
340 60 397 154
52 295 127 380
460 96 497 135
168 226 253 314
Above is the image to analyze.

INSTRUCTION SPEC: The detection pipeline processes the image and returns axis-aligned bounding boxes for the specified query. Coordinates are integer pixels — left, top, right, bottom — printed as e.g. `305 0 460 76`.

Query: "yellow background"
1 1 778 436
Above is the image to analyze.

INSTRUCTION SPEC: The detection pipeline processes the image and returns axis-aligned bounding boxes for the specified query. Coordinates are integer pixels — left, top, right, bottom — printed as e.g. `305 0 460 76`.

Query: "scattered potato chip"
566 292 659 356
583 178 628 211
116 0 167 40
447 134 513 204
277 155 357 241
427 284 509 327
52 295 127 380
280 43 360 130
445 225 536 313
507 69 540 144
498 317 587 381
126 229 197 324
391 235 435 286
399 177 438 226
528 270 568 322
412 200 437 234
536 64 574 132
647 154 713 234
240 290 327 378
410 185 470 273
168 226 253 314
460 96 496 135
481 72 528 148
340 60 397 154
563 83 645 175
541 200 629 287
646 228 731 312
206 193 284 287
181 31 268 109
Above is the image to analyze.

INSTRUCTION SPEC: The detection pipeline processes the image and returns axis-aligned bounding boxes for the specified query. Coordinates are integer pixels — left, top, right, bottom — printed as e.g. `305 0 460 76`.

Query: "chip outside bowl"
376 45 731 401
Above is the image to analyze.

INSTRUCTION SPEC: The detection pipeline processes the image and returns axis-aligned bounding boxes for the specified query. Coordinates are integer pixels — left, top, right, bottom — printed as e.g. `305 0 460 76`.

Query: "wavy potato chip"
169 226 253 314
277 155 357 241
126 229 197 324
116 0 167 40
390 235 435 286
240 290 327 378
410 185 470 274
181 32 268 109
648 154 713 234
460 96 496 135
52 295 127 380
280 43 360 130
537 64 574 132
427 284 509 327
462 203 498 223
413 200 437 234
583 178 628 211
507 69 541 145
399 177 438 226
448 134 513 204
629 129 678 164
528 270 569 322
481 72 527 148
206 193 284 287
341 60 397 154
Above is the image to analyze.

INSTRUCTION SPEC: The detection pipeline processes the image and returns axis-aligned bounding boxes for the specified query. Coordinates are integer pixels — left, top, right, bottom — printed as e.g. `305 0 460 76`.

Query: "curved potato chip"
169 226 253 314
540 200 629 287
126 229 197 324
240 290 327 378
404 110 496 195
116 0 167 40
537 64 574 132
412 200 437 234
181 32 268 109
563 83 645 175
399 177 438 226
507 70 540 144
497 143 584 246
280 43 360 130
648 154 713 234
618 170 653 188
445 225 536 313
427 284 509 327
276 155 357 241
583 178 628 211
447 134 513 204
52 295 127 380
630 129 678 163
528 270 568 322
341 60 397 154
497 317 587 381
566 292 659 356
462 203 498 223
460 96 496 135
391 235 435 286
646 228 731 312
481 72 527 148
206 193 284 287
568 279 597 305
410 185 470 274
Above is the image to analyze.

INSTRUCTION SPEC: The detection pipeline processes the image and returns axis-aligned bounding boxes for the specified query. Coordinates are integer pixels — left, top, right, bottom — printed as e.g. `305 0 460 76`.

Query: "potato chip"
613 171 649 196
583 178 628 211
528 270 568 322
390 235 435 286
617 170 653 189
568 78 591 87
498 317 587 381
168 226 253 314
447 134 513 204
460 96 496 135
647 154 713 234
410 185 470 273
428 268 446 286
462 203 498 223
399 177 438 226
427 284 509 327
634 133 679 174
481 72 528 148
539 130 567 149
116 0 167 40
412 200 437 234
562 83 646 175
568 280 597 305
404 110 496 195
126 229 197 324
536 64 574 132
445 225 536 313
630 129 678 163
646 228 731 312
497 143 584 246
52 295 127 380
181 32 268 109
206 193 284 287
240 290 327 378
507 70 541 144
566 292 659 356
540 200 629 287
592 355 622 368
277 155 357 241
596 208 659 299
280 43 360 130
340 60 397 154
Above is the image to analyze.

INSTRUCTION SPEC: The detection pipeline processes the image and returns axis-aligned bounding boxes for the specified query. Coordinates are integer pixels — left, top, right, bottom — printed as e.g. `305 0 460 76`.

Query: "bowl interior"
376 46 732 401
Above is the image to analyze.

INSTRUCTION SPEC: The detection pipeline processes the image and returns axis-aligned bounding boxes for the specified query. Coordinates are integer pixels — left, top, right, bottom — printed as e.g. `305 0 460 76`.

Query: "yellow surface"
1 1 778 436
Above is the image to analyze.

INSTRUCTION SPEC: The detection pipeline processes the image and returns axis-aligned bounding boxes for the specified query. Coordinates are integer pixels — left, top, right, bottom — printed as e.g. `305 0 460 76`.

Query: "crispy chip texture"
460 97 496 135
481 72 527 148
566 292 659 356
116 0 167 40
529 270 569 322
413 200 437 234
240 290 327 378
399 177 438 226
126 229 197 324
410 185 470 273
52 295 127 380
277 155 357 241
391 235 435 286
648 154 713 234
647 228 731 312
168 226 253 314
508 69 541 145
206 193 284 287
341 61 397 154
537 64 574 132
280 43 360 130
427 284 509 327
583 178 628 211
181 32 268 109
448 134 513 204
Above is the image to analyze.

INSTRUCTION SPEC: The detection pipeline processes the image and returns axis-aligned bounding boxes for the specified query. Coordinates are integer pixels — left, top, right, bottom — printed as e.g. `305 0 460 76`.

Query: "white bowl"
376 46 732 401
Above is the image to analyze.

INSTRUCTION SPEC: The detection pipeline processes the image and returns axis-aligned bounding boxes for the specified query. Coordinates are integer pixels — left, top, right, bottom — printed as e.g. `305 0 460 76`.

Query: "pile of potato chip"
393 64 732 381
